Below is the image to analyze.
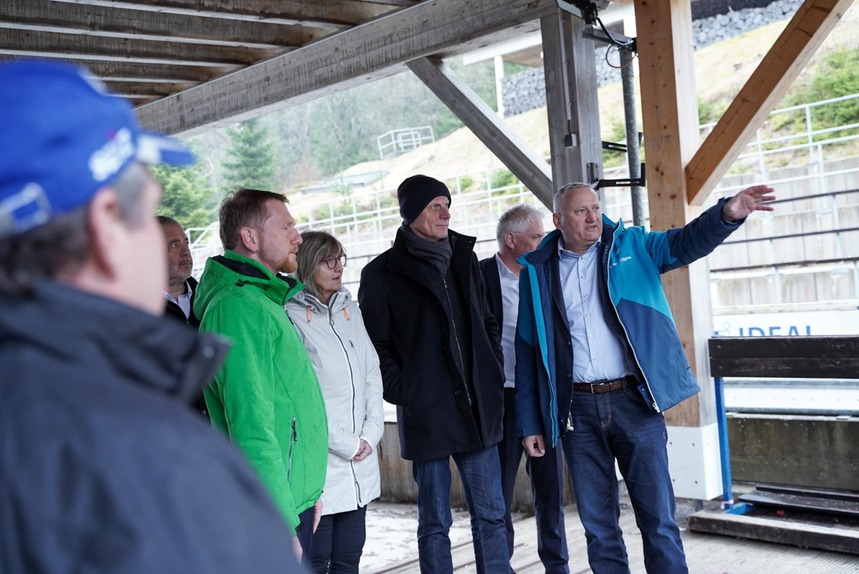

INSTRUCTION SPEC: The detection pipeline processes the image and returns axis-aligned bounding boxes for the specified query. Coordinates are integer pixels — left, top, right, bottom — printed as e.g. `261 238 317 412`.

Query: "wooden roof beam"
118 94 160 104
408 57 554 203
136 0 555 136
103 80 197 96
0 58 237 82
0 28 278 66
685 0 854 205
51 0 415 29
0 0 327 48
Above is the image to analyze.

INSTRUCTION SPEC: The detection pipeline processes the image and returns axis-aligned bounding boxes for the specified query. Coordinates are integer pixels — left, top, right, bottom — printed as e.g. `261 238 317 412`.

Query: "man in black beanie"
359 174 510 573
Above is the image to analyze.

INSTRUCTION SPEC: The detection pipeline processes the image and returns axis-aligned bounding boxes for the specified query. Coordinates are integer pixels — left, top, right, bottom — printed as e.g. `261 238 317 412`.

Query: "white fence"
189 94 859 321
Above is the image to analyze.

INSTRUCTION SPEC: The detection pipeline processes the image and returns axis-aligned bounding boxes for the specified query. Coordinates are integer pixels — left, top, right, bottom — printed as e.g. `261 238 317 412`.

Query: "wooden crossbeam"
136 0 555 135
407 57 554 203
685 0 855 205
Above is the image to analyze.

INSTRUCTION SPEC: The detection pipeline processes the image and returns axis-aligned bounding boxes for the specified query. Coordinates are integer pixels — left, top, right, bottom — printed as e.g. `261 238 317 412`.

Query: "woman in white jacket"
287 230 384 574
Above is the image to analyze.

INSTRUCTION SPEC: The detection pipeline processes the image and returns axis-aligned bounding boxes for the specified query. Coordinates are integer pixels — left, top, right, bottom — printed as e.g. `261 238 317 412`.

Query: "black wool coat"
358 228 505 462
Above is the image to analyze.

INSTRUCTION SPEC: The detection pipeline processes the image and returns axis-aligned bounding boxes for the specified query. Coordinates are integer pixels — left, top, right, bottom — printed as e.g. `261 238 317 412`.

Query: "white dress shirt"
557 239 631 383
164 281 193 320
495 254 520 389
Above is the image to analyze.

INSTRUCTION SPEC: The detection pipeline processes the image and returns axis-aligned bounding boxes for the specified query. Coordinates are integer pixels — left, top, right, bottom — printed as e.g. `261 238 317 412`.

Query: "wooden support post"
634 0 712 429
541 8 603 207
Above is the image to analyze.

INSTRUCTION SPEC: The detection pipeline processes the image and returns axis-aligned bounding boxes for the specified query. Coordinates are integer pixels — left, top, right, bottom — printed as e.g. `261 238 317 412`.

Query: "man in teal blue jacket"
515 182 775 573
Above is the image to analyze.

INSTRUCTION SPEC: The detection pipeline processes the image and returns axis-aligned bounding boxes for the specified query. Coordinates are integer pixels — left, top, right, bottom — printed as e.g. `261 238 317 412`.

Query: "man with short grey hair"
516 181 775 573
480 204 570 573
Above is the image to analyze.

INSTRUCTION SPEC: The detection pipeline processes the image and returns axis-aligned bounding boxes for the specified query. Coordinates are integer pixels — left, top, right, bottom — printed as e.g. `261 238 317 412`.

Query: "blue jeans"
412 446 510 574
499 388 569 573
561 388 687 574
311 506 366 574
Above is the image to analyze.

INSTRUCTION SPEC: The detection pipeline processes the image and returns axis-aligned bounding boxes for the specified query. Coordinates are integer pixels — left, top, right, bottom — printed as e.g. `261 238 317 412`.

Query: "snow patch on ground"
361 502 473 572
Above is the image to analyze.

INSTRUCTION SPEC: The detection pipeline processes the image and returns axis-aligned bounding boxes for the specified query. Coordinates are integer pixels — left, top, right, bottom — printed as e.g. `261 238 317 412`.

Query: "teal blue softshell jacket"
515 198 741 447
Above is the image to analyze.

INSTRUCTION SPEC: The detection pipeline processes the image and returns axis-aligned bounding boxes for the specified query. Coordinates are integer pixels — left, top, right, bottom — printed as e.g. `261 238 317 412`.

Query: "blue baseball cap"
0 60 195 238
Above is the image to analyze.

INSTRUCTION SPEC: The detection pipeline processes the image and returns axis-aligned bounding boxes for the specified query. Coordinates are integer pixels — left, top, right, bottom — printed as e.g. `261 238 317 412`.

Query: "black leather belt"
573 375 637 394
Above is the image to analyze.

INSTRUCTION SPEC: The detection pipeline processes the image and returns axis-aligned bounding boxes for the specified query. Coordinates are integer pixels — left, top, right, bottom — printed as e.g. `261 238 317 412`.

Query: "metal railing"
190 94 859 312
376 126 435 159
701 93 859 193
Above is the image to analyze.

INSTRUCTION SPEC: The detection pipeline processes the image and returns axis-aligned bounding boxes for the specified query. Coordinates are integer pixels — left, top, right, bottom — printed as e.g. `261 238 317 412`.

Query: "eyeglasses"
321 254 347 269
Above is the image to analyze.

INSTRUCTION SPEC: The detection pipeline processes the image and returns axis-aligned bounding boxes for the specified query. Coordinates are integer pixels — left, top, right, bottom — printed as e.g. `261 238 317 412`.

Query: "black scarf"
400 224 453 276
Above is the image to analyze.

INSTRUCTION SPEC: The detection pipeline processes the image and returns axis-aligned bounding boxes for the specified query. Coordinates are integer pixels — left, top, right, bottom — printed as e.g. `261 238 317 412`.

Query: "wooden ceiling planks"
0 0 423 115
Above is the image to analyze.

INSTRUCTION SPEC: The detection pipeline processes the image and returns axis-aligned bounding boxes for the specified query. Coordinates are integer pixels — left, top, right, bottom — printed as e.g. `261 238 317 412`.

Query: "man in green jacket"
195 188 328 562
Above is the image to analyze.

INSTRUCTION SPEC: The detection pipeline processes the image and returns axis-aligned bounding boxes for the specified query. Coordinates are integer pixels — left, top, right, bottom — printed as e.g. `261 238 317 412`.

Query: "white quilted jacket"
286 287 384 515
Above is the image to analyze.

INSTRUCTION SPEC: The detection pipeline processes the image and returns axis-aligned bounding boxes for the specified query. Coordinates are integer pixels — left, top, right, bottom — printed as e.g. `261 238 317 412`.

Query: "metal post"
620 45 645 227
714 376 734 509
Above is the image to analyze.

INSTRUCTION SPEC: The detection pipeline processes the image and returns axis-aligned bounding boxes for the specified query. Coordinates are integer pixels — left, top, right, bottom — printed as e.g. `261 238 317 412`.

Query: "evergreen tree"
222 117 276 193
308 92 375 175
151 157 213 230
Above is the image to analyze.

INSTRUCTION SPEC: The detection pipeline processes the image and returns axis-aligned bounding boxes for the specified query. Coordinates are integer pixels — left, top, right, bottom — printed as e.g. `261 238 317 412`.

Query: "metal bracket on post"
564 133 579 148
587 162 600 186
582 27 636 50
594 162 646 190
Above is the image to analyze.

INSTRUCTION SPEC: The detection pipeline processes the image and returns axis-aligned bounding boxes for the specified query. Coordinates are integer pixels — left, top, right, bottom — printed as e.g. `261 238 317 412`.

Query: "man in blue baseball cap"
0 61 304 573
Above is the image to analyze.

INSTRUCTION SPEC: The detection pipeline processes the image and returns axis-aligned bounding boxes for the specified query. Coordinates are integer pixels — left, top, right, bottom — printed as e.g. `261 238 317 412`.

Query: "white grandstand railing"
188 94 859 312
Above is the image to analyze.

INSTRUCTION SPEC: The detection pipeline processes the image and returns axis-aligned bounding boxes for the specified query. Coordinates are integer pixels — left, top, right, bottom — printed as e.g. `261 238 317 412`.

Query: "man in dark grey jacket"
359 174 510 574
0 60 304 574
158 215 208 418
479 205 569 573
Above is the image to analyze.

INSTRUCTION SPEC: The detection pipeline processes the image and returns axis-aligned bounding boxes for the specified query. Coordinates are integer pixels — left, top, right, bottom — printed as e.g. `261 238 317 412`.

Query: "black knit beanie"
397 174 452 225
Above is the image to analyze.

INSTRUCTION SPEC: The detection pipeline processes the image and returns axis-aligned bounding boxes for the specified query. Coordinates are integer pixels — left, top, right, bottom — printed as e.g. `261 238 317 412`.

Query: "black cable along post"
557 1 646 219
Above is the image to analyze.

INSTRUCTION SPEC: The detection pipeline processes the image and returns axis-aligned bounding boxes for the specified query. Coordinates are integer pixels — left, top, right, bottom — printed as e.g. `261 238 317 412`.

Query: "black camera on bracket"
557 0 611 25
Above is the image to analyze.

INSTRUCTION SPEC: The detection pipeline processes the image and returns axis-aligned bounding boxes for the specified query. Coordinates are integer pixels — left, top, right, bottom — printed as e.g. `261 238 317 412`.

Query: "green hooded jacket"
194 250 328 533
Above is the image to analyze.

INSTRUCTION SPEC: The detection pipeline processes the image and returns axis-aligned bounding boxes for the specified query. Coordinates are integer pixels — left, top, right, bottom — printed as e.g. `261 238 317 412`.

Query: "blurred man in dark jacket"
158 215 208 417
159 215 199 325
0 60 304 574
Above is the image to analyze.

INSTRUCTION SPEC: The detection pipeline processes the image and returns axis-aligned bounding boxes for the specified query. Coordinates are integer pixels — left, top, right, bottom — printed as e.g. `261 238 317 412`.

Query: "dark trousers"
311 506 367 574
413 448 510 574
562 388 687 574
297 505 316 568
499 388 570 573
